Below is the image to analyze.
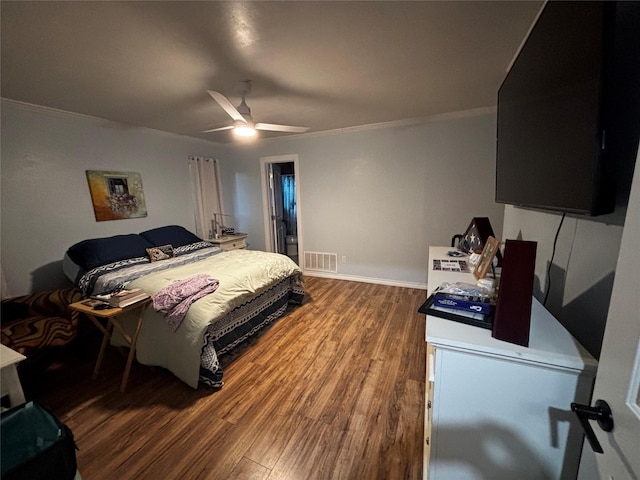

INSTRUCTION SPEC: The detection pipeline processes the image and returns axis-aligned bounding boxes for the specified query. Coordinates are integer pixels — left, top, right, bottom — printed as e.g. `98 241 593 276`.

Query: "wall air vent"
303 251 338 273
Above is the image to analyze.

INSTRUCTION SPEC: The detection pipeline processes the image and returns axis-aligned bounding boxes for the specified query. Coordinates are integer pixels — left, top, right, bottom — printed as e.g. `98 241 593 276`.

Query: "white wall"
1 100 504 296
0 100 231 296
501 174 636 358
223 110 504 288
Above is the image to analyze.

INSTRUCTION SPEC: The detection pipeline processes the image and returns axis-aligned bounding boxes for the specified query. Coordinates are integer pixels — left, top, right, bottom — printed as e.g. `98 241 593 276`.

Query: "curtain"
282 175 297 236
188 157 224 240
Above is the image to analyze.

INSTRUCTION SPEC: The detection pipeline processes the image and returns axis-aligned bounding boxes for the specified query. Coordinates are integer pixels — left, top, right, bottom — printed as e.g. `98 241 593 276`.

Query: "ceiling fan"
203 81 309 137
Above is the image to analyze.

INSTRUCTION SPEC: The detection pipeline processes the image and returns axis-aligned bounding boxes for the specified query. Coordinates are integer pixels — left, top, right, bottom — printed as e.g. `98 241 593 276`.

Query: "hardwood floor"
35 277 428 480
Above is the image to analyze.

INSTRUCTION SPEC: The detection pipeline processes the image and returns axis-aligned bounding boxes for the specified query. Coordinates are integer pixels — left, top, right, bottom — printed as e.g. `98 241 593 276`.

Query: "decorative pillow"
146 244 175 262
139 225 201 248
66 234 154 271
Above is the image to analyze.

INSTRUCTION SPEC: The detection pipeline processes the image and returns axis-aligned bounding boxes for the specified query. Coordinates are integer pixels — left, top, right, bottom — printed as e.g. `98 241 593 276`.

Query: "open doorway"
260 154 302 264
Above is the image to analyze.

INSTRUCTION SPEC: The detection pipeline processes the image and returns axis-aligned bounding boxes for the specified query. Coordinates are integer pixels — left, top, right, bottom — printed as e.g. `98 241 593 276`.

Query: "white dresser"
423 246 597 480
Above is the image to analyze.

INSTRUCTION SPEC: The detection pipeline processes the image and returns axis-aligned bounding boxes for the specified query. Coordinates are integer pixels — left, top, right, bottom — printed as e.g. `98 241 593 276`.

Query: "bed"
63 225 304 388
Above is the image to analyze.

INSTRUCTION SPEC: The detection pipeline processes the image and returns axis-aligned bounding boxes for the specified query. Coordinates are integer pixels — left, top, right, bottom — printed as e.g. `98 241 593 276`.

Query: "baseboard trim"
302 270 427 291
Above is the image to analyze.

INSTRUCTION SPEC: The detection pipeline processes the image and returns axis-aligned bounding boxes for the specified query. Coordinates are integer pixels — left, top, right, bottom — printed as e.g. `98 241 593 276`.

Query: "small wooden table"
70 297 151 392
0 344 26 407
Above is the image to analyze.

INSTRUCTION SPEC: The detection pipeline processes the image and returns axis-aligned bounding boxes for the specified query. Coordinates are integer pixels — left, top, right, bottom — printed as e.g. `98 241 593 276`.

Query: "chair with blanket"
1 288 82 395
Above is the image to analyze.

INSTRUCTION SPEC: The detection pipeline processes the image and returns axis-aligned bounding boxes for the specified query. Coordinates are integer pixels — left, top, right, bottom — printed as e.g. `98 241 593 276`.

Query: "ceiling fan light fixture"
207 83 308 139
233 123 256 137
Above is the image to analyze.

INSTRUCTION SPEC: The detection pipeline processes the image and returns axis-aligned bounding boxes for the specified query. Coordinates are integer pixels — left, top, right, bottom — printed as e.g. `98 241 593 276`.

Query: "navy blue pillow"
139 225 201 248
67 234 154 271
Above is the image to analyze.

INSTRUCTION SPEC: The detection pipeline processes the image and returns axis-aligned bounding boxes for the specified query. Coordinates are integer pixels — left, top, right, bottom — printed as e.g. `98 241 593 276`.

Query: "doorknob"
570 399 614 454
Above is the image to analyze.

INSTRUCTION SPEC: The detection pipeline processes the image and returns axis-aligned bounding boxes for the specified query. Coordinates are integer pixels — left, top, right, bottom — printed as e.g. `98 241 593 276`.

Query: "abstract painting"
86 170 147 221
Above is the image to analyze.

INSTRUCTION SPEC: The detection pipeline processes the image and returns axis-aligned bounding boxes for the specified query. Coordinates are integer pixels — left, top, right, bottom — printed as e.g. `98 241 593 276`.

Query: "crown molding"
2 97 496 146
2 97 125 127
256 105 497 144
0 98 225 145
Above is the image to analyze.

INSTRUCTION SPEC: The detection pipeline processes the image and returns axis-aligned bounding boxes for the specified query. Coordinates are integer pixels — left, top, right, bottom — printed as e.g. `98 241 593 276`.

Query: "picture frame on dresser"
472 236 500 280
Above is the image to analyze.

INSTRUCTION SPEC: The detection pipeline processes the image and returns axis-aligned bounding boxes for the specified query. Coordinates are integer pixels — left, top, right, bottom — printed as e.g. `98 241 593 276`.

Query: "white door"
266 163 286 255
260 154 303 257
272 164 287 254
577 150 640 479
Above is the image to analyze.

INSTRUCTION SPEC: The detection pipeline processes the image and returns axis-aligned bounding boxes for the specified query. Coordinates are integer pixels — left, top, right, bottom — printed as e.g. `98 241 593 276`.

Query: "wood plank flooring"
35 277 428 480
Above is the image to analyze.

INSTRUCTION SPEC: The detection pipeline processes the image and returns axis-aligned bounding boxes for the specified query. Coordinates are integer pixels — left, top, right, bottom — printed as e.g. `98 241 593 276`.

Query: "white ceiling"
1 1 542 144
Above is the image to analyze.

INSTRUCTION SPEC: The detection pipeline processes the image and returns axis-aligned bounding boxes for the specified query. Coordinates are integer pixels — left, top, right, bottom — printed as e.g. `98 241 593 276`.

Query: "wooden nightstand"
70 296 151 392
208 233 248 251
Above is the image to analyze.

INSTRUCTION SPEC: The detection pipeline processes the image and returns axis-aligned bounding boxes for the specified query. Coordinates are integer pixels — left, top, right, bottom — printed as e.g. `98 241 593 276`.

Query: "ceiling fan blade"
201 125 234 133
255 123 309 133
207 90 246 122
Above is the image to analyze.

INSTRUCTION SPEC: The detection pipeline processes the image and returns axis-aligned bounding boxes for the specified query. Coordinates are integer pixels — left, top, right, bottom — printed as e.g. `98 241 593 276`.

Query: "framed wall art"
86 170 147 221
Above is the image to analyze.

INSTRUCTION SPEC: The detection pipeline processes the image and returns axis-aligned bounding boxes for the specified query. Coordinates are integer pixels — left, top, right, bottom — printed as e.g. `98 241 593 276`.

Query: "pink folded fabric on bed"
152 274 219 331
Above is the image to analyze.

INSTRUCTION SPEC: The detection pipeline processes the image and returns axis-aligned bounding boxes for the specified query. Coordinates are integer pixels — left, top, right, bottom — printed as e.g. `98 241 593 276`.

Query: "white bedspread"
113 249 302 388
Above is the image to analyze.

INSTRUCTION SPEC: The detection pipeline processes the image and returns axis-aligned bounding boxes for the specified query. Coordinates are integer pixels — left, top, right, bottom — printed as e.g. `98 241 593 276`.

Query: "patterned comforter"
77 241 220 297
108 249 304 388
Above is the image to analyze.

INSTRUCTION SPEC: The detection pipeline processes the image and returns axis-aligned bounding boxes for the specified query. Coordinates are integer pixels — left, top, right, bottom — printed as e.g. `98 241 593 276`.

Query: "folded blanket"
153 274 219 331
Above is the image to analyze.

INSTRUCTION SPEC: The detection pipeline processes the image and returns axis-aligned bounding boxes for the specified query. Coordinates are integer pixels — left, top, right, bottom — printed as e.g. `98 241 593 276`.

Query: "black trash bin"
1 401 78 480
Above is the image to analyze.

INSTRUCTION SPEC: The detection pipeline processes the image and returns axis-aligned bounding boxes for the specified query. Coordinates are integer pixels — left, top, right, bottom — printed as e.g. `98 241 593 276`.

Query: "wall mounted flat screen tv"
496 1 638 216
